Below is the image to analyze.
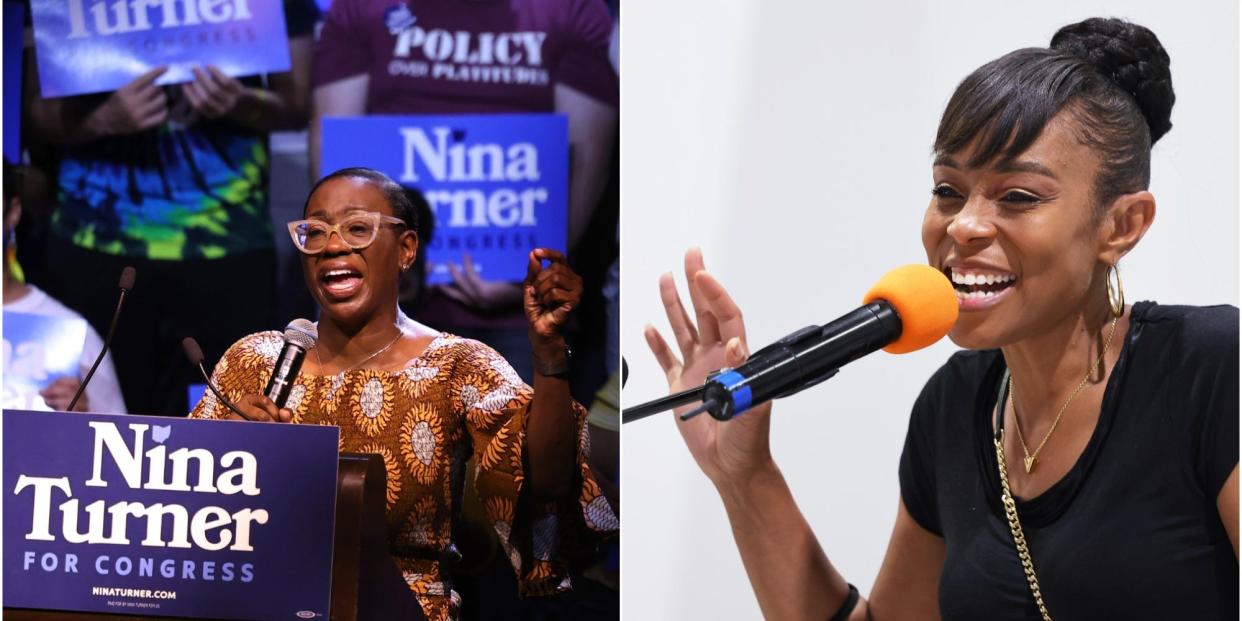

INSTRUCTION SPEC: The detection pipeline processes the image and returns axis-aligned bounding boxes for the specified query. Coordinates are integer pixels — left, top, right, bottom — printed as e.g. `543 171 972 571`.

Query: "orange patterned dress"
189 331 618 621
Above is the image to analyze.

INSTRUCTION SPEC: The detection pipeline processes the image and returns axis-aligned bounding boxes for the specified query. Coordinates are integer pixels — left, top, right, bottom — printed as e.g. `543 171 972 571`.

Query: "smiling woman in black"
901 302 1238 619
643 16 1237 621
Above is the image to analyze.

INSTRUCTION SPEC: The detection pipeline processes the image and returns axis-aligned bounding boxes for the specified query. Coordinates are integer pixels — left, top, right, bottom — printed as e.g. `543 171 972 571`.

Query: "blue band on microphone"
714 370 752 416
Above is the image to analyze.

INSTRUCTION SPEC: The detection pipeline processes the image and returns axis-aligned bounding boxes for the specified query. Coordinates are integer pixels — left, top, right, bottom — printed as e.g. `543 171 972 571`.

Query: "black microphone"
265 319 317 408
67 266 135 412
683 303 901 421
181 337 249 420
621 265 959 424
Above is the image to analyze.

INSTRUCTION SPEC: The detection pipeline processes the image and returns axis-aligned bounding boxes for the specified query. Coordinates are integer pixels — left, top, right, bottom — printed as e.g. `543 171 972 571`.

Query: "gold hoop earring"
1106 263 1125 317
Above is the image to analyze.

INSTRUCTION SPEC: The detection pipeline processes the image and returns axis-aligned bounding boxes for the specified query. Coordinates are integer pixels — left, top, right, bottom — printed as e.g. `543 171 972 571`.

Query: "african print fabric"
190 331 618 621
51 120 273 261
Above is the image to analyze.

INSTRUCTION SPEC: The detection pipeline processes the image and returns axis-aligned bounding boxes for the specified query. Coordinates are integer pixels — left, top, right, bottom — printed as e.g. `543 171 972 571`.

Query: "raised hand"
523 248 583 342
644 248 774 484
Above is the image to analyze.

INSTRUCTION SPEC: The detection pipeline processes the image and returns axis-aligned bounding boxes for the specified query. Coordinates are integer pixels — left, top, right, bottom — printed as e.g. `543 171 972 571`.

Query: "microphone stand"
67 267 135 412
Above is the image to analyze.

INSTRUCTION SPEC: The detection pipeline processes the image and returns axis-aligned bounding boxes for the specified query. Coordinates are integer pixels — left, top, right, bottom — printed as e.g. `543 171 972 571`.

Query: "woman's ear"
1097 190 1156 265
401 229 419 269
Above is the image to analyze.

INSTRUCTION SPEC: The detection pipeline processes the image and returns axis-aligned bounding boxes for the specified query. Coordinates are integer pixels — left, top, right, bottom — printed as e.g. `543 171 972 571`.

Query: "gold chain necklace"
994 428 1053 620
314 330 403 375
1008 314 1119 474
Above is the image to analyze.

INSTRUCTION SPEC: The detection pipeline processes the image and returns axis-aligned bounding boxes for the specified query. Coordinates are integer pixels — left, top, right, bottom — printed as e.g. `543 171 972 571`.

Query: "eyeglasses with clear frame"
286 212 407 254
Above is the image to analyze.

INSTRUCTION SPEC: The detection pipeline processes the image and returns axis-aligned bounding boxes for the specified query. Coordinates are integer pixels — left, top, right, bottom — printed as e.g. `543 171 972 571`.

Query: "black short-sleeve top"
899 302 1239 620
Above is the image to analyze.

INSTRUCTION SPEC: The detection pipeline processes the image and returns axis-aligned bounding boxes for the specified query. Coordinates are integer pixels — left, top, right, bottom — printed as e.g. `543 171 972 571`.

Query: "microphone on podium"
622 264 959 423
67 266 136 412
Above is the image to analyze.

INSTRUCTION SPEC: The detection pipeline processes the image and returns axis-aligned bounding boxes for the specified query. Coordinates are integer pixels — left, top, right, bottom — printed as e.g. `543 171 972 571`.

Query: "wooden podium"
4 453 424 621
328 453 424 621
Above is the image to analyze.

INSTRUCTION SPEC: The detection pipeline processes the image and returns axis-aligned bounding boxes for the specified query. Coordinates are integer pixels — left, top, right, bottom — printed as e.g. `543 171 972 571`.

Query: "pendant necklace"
315 330 404 376
1009 314 1119 474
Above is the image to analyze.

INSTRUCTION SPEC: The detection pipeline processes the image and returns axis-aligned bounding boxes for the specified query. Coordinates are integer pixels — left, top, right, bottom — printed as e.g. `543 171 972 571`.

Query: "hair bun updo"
1051 17 1175 144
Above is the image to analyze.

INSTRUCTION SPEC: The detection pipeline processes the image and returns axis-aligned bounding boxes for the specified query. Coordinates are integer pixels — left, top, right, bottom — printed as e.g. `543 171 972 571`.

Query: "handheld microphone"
67 266 136 412
622 264 959 423
265 319 317 408
181 337 249 420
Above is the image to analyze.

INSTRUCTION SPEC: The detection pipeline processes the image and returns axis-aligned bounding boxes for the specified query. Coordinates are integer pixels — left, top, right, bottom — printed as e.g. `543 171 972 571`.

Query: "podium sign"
321 114 569 284
3 410 339 620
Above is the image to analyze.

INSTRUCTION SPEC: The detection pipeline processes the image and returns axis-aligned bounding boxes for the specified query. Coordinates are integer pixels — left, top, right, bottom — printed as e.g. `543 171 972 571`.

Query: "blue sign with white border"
320 114 569 284
3 409 338 619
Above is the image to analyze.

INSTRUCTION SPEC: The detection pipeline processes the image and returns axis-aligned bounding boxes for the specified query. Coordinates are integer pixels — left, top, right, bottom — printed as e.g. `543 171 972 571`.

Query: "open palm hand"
644 248 774 484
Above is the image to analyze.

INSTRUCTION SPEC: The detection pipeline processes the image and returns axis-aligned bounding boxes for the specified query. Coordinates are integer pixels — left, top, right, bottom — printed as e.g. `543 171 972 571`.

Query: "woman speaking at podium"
644 18 1237 620
190 168 615 620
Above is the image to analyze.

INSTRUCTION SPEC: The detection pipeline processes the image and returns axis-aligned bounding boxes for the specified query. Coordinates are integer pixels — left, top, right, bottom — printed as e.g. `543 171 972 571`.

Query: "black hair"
397 187 436 310
934 17 1174 210
402 186 434 242
305 167 420 233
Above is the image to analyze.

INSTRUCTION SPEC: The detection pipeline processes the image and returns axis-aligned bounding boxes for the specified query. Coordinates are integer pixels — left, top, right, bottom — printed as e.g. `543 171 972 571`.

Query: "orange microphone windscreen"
862 264 959 354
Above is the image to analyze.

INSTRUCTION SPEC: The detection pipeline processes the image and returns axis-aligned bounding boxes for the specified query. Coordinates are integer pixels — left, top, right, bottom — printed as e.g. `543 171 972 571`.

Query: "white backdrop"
619 1 1238 618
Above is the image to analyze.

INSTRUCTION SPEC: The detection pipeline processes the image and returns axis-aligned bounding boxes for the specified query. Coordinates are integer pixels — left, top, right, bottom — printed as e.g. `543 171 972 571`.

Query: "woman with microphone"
644 18 1237 620
191 167 616 620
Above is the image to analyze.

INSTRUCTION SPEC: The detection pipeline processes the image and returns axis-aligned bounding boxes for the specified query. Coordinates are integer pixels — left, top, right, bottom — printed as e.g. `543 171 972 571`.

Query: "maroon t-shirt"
314 0 618 112
314 0 617 329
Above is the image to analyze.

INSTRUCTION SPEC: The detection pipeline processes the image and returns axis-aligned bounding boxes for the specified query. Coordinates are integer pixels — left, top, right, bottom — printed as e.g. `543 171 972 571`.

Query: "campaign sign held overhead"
321 114 569 284
3 312 87 411
3 410 338 619
30 0 291 98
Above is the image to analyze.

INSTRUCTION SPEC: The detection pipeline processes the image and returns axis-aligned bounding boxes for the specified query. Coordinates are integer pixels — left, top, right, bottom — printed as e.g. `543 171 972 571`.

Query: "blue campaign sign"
30 0 291 98
3 410 338 619
321 114 569 284
2 312 87 411
3 1 22 161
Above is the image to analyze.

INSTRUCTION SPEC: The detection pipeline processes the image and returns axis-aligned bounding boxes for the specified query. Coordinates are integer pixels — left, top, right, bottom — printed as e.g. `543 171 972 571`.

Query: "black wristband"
828 583 859 621
533 343 572 377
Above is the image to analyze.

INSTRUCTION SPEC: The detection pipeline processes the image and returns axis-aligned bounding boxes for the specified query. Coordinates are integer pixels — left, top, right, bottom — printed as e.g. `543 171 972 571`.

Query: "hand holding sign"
524 248 582 342
442 254 524 311
182 66 247 119
85 67 168 137
38 377 87 413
